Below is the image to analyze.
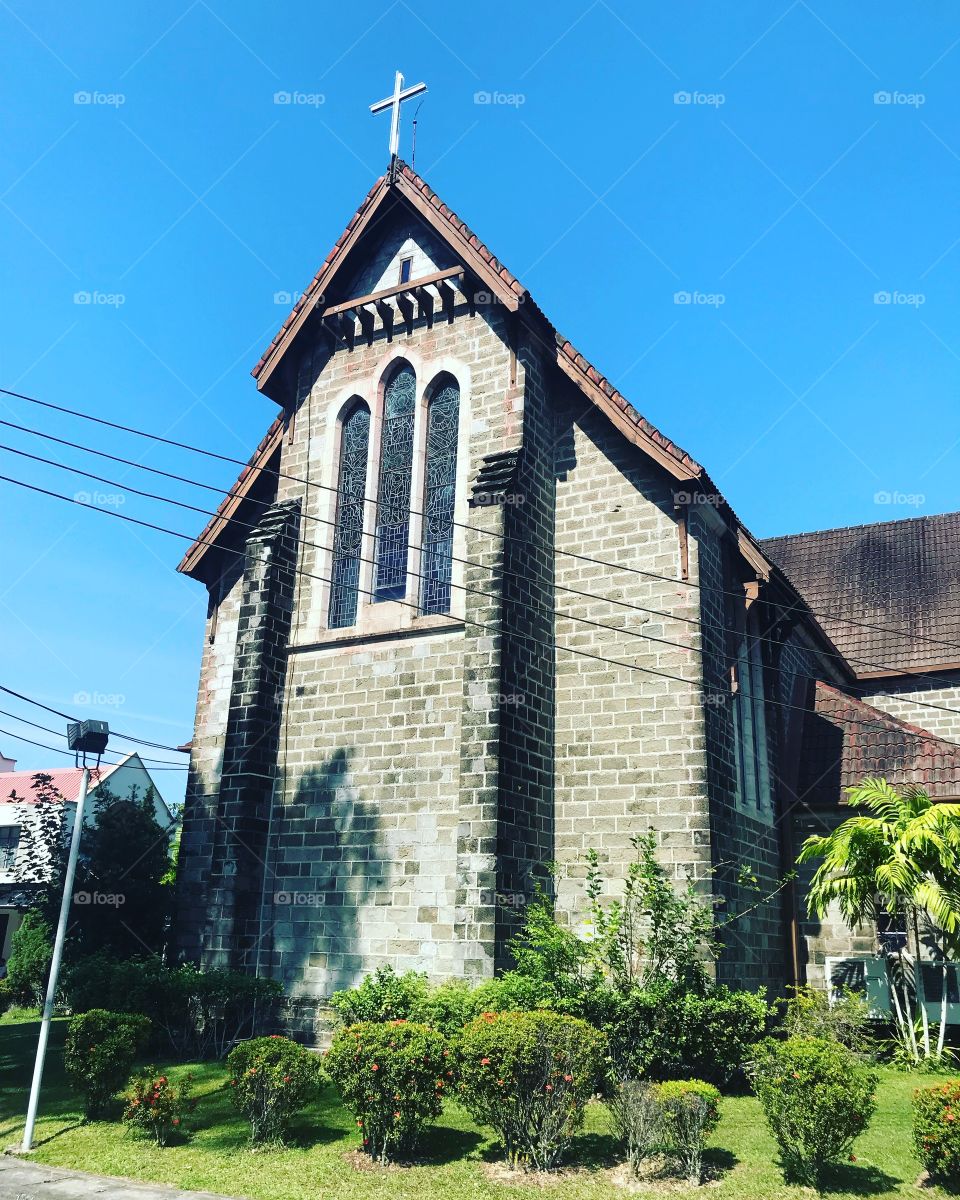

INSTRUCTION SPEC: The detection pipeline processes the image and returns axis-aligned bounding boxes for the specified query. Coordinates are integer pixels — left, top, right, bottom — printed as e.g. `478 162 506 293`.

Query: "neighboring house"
0 751 174 969
169 159 960 1039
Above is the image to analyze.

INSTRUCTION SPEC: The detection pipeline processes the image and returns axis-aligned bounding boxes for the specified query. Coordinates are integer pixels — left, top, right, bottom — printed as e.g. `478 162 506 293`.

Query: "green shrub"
606 1078 664 1177
122 1068 196 1146
912 1079 960 1189
64 1009 151 1118
6 910 52 1006
226 1035 322 1146
657 1080 721 1184
458 1010 607 1171
751 1036 878 1188
63 954 283 1059
604 983 768 1084
329 965 429 1025
780 985 874 1054
0 979 13 1015
325 1020 451 1162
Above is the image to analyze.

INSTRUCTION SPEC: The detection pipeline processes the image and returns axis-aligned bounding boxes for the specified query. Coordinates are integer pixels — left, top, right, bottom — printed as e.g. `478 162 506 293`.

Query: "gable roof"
762 511 960 678
252 160 703 481
1 760 122 804
798 680 960 804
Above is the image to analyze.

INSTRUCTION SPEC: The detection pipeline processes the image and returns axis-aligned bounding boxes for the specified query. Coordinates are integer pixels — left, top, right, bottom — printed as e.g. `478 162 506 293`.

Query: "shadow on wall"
266 746 382 1039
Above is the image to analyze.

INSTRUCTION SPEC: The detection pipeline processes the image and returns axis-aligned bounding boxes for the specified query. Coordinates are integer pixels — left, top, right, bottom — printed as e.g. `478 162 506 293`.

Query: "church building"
172 154 960 1039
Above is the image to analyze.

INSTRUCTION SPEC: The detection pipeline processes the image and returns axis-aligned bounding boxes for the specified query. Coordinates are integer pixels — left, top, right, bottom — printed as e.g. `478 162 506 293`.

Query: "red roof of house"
798 681 960 804
0 760 122 804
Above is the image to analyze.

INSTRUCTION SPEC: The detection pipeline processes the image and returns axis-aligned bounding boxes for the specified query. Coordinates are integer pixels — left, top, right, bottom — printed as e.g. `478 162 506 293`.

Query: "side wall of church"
859 673 960 744
550 401 713 937
173 559 244 960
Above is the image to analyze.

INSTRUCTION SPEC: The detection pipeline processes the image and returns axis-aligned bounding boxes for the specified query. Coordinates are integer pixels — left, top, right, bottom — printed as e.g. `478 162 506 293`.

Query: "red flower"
849 1155 857 1162
481 1057 491 1065
545 1084 554 1093
564 1074 573 1082
172 1118 181 1127
371 1064 380 1071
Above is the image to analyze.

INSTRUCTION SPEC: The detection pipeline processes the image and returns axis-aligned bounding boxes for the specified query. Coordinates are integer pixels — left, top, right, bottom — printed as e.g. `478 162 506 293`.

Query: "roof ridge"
762 509 960 544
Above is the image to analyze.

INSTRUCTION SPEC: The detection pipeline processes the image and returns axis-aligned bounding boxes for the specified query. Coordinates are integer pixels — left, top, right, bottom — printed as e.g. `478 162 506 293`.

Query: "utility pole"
21 720 108 1153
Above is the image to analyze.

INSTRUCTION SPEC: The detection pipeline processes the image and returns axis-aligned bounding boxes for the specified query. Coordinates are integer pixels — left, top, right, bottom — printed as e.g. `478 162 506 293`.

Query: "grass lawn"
0 1013 949 1200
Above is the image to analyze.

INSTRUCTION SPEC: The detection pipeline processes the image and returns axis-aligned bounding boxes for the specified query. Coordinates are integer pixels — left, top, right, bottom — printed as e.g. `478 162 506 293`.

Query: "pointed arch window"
420 376 460 615
328 400 370 629
373 363 416 601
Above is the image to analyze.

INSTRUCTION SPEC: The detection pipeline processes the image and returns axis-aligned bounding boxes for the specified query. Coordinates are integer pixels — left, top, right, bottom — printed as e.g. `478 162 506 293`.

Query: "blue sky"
2 1 959 804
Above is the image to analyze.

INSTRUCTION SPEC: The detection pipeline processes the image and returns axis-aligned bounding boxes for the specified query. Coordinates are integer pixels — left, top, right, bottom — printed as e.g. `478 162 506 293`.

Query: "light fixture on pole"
21 719 108 1152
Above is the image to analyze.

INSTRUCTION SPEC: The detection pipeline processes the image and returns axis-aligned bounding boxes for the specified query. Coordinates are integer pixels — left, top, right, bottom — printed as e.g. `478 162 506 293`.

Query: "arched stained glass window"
420 377 460 615
373 363 416 601
328 401 370 629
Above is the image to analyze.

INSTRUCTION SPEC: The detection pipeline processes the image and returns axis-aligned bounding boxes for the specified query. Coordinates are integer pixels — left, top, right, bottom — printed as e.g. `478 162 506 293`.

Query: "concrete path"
0 1157 242 1200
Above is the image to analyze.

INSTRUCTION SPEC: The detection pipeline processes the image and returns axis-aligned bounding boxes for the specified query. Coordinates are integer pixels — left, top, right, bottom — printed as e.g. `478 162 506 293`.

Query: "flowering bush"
64 1008 151 1118
226 1036 322 1146
751 1036 878 1188
325 1020 451 1163
457 1010 607 1171
913 1079 960 1188
656 1079 721 1183
122 1068 196 1146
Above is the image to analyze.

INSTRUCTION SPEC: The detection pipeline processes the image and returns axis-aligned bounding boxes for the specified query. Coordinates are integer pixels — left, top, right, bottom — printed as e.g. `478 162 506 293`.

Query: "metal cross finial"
370 71 427 161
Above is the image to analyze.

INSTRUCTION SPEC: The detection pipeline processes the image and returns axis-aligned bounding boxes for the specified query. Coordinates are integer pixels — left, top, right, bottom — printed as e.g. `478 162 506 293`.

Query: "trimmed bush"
63 954 283 1059
657 1080 721 1184
458 1010 607 1171
329 965 428 1026
325 1020 451 1163
604 983 768 1085
0 979 13 1015
913 1079 960 1189
123 1068 196 1146
6 910 52 1007
607 1078 664 1177
751 1036 878 1188
64 1009 151 1118
226 1036 322 1146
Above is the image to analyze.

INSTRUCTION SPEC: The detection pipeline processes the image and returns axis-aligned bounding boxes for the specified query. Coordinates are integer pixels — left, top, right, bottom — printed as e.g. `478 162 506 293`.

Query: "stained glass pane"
328 402 370 628
420 378 460 614
374 364 416 601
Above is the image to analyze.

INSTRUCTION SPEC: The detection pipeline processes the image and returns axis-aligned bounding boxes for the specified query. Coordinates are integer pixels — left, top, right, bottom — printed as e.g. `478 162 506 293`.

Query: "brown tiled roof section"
176 415 284 575
798 680 960 804
251 160 702 477
761 512 960 675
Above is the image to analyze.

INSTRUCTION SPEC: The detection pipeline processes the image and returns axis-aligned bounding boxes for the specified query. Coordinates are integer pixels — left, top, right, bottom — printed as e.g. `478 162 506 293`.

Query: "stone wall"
859 673 960 744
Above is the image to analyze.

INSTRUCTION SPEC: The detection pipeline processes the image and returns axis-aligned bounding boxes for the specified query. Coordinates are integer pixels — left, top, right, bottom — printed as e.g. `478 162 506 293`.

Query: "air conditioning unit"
824 956 893 1020
918 962 960 1026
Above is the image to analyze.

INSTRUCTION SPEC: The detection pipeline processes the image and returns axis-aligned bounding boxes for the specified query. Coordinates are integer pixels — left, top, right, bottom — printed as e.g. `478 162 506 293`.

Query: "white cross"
370 71 427 160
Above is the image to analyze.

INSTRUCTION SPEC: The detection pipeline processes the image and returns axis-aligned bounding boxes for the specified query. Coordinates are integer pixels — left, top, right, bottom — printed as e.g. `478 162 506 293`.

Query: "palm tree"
798 779 960 1063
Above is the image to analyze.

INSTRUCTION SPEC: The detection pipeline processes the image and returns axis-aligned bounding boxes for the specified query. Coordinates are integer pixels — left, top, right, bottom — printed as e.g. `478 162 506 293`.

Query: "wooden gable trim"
855 662 960 681
176 419 285 578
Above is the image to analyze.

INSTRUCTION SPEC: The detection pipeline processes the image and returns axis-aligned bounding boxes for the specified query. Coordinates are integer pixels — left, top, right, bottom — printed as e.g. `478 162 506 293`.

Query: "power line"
6 432 960 727
5 470 960 752
0 704 187 770
0 724 185 771
5 383 960 659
